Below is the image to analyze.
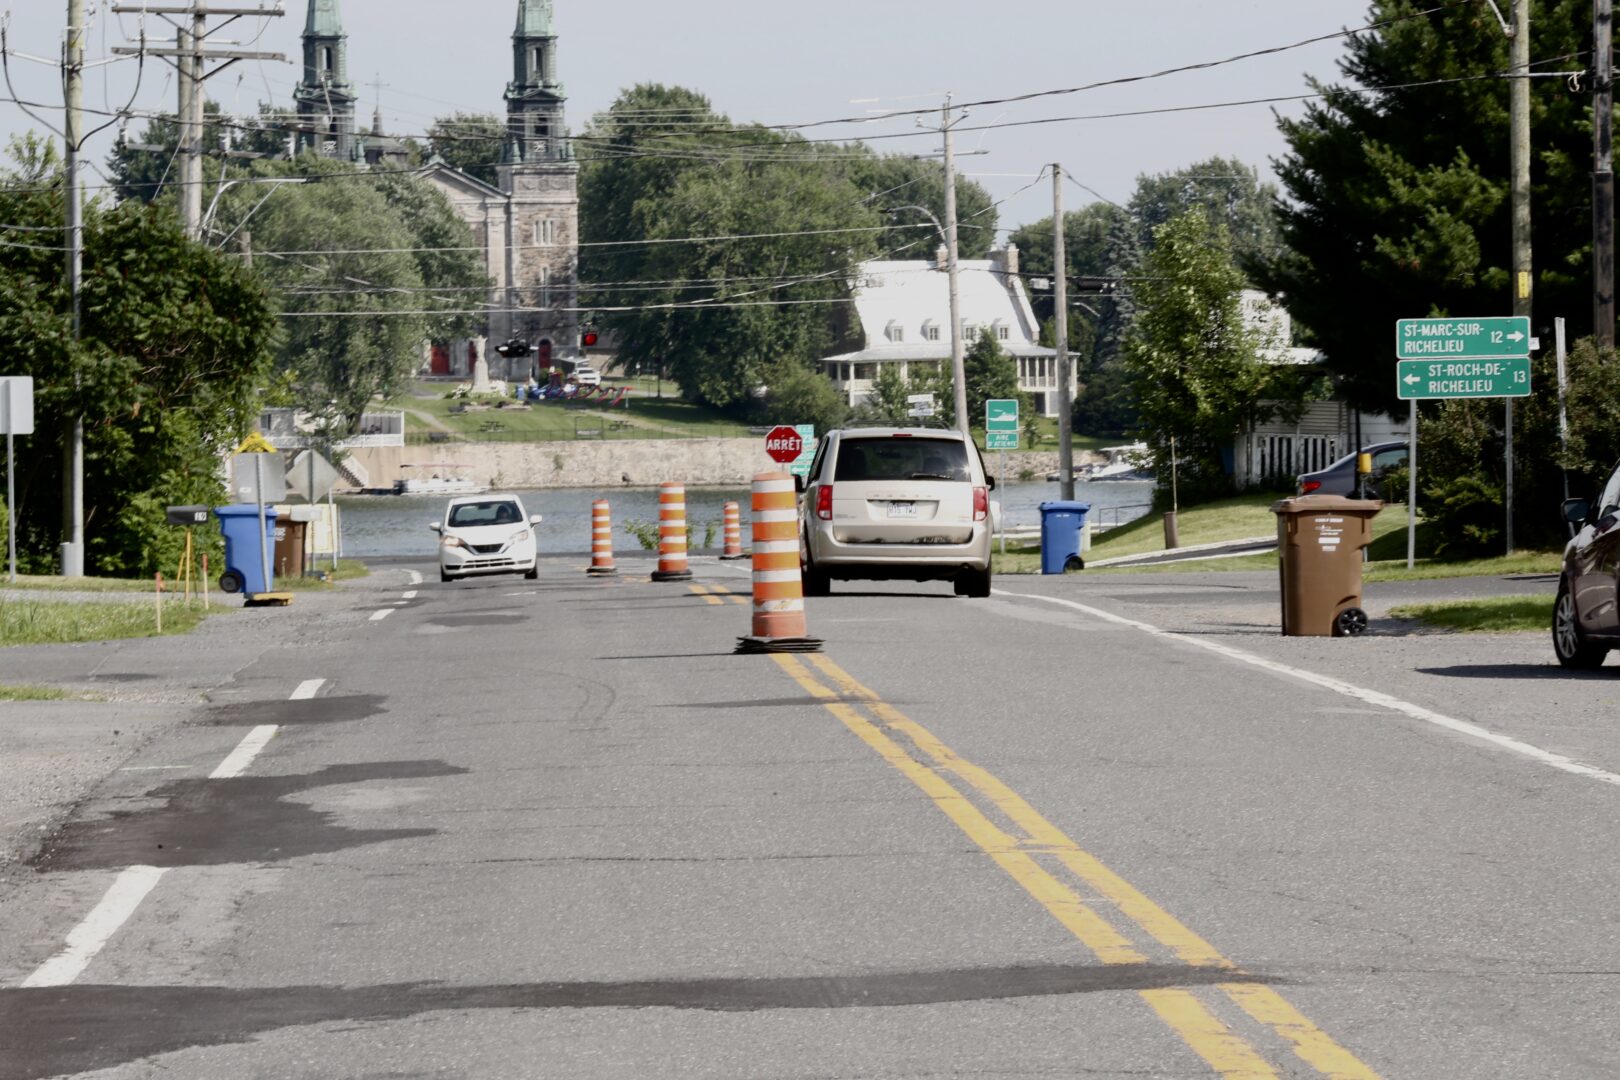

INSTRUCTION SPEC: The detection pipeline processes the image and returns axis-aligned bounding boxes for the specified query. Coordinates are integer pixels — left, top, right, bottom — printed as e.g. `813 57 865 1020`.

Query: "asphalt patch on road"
427 612 530 629
200 695 388 726
83 673 159 683
0 964 1269 1080
30 761 467 872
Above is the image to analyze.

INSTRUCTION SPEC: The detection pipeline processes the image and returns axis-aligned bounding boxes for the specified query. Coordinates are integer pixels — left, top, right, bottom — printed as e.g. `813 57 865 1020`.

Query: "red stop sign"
764 425 804 464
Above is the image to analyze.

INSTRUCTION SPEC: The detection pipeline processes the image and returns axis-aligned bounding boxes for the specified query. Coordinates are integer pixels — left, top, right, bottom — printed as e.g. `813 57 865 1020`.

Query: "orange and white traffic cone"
736 471 821 654
587 499 617 576
719 501 745 560
651 482 693 582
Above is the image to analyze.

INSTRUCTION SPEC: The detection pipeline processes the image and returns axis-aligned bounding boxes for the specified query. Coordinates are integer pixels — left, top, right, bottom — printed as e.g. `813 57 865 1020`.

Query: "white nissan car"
432 495 542 583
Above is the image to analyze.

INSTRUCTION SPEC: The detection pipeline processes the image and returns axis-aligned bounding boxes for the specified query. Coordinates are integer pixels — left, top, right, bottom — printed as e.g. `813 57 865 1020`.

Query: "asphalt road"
3 556 1616 1079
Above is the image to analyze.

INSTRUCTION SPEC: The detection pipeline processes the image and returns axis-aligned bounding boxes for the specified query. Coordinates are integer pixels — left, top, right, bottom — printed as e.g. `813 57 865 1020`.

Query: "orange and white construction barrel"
719 501 745 560
736 471 822 653
587 499 617 576
651 482 693 582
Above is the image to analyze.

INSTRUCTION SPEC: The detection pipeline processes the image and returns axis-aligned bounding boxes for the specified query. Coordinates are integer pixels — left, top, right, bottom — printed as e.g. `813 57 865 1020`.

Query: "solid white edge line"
21 866 169 988
290 678 325 701
209 725 279 780
995 589 1620 789
370 608 393 622
403 590 419 600
407 570 423 585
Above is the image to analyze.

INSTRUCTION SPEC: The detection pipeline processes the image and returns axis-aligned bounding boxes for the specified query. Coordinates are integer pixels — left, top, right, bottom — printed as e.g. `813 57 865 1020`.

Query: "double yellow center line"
771 652 1380 1080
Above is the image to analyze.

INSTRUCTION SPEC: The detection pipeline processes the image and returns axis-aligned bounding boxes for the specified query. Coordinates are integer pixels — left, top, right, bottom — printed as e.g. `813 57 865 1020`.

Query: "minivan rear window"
835 438 970 482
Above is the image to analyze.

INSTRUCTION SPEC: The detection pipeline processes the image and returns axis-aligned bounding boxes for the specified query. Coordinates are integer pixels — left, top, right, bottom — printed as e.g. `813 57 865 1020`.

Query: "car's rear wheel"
1553 579 1608 669
802 550 830 597
954 564 992 598
440 570 453 583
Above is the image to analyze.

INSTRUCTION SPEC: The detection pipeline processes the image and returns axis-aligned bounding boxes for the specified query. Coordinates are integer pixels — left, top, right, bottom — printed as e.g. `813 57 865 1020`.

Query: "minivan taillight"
973 486 988 522
816 485 834 521
1300 480 1322 495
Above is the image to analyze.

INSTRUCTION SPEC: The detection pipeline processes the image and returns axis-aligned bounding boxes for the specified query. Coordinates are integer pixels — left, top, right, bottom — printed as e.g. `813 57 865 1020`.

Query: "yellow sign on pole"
235 432 277 454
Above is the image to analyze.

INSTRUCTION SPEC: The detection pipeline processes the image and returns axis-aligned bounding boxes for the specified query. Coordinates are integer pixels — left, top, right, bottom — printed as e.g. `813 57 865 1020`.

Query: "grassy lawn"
1387 595 1553 633
1 575 152 593
0 598 215 647
997 493 1289 574
277 559 371 591
0 684 71 701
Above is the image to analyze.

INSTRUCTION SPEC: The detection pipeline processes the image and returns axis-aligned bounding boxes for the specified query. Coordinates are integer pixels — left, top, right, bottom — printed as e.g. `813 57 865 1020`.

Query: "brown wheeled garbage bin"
274 515 308 579
1271 495 1383 637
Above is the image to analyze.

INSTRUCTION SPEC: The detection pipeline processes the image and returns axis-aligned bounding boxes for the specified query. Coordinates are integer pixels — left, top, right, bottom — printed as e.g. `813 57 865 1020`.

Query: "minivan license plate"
887 502 917 518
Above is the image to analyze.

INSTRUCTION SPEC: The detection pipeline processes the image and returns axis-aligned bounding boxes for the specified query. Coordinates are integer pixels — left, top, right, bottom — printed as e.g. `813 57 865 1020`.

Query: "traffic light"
580 326 598 348
494 339 530 359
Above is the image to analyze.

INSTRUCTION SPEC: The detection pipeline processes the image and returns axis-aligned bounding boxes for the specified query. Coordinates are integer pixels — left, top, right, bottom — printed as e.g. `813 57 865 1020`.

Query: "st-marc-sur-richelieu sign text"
1394 316 1532 400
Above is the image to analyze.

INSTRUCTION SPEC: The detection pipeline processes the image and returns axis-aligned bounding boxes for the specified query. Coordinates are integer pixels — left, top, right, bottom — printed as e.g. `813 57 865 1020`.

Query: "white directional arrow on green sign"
1395 316 1531 360
1396 357 1531 400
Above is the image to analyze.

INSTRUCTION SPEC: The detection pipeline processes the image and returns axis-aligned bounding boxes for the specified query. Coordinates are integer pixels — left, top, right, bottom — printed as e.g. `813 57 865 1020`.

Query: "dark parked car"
1297 441 1409 497
1554 461 1620 669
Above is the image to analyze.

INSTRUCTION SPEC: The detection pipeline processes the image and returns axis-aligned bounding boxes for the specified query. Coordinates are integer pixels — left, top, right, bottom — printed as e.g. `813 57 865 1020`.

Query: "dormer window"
922 320 940 342
962 321 977 340
993 320 1011 341
885 320 904 343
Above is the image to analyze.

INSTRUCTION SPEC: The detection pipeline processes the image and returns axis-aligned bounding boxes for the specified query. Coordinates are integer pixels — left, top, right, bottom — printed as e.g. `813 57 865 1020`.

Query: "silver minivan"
799 426 994 597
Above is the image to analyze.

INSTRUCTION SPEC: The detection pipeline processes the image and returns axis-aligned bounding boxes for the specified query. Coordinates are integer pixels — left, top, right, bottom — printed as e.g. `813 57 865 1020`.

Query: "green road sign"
1395 316 1531 361
985 398 1019 450
789 424 817 478
1396 357 1532 400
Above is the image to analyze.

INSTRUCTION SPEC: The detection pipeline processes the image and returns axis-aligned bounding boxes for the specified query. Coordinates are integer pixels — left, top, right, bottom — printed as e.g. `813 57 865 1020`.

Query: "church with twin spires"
294 0 580 381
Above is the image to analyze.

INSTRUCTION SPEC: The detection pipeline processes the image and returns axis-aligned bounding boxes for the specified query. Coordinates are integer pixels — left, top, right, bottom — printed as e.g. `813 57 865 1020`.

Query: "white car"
573 365 602 387
431 495 542 583
799 426 995 597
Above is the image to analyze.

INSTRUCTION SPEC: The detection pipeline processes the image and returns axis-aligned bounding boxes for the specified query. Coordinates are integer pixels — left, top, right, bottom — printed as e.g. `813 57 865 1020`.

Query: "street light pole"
1596 0 1615 347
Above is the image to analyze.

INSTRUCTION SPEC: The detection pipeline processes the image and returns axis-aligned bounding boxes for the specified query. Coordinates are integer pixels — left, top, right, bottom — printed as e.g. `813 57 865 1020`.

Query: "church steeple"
294 0 357 159
504 0 568 164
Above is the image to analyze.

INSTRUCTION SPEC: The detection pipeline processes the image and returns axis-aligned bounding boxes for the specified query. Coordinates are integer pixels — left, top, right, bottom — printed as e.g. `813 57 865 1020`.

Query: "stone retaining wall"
346 439 1089 491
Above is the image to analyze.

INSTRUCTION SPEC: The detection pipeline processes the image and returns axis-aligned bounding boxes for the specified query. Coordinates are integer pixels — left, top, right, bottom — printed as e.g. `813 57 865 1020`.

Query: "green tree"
1125 210 1295 504
844 153 997 259
1128 157 1283 269
960 328 1027 435
425 112 505 187
757 360 850 433
1253 0 1590 414
0 136 278 576
226 162 430 433
580 85 878 411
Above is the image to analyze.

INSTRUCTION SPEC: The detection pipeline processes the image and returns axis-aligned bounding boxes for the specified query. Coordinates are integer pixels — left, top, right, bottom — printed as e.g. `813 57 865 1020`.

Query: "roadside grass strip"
772 652 1380 1080
0 598 211 647
1386 595 1553 633
0 684 70 701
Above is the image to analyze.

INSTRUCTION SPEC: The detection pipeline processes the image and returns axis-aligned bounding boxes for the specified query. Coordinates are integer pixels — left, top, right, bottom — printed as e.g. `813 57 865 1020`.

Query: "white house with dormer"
821 245 1069 416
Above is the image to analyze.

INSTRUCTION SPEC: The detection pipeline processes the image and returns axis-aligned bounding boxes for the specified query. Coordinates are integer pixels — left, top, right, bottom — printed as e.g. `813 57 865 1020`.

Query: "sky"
0 0 1377 233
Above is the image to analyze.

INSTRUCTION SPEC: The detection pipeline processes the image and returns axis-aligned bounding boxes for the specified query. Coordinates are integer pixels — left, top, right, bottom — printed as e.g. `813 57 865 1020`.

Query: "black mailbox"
166 505 211 527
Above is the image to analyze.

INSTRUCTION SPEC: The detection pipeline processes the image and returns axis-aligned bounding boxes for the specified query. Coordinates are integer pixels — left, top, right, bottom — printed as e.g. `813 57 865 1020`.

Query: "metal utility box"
1271 495 1383 636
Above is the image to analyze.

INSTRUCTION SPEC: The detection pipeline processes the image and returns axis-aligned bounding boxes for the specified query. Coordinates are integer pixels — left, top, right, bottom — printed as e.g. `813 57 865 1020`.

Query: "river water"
338 480 1156 558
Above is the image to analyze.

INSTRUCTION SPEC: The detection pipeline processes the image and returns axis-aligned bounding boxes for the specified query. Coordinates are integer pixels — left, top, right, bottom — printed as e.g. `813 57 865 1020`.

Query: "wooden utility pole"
1506 0 1532 555
1053 164 1073 501
111 4 285 240
1597 0 1615 347
941 96 968 436
61 0 85 576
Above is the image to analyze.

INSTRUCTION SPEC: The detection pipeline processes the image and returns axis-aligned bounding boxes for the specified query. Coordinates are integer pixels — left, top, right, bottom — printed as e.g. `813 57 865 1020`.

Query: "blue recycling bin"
1039 501 1091 574
214 505 278 596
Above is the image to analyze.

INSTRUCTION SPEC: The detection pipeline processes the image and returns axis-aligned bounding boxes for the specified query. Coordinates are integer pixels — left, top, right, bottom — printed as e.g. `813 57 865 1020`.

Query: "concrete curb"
1086 535 1277 569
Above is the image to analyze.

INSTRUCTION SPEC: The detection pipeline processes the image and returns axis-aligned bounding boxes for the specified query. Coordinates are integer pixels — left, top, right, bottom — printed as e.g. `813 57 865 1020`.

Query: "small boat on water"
393 464 488 496
1087 443 1154 482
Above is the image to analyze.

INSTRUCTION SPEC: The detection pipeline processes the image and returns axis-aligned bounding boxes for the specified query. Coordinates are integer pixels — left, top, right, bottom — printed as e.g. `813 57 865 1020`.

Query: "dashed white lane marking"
208 726 279 780
407 570 423 586
20 866 168 988
370 608 394 622
998 589 1620 789
403 590 418 600
23 677 330 988
290 678 325 701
